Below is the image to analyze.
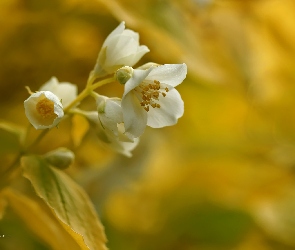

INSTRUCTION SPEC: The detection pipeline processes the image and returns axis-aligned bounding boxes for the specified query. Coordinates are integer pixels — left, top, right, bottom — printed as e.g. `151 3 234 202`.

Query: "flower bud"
43 147 75 169
93 21 149 77
24 91 64 129
95 94 123 136
80 110 139 157
115 66 134 85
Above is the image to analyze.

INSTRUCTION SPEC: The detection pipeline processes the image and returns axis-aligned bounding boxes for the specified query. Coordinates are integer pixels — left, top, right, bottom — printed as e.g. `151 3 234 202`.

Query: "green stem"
64 76 115 113
86 70 96 88
0 129 50 189
90 76 116 91
26 129 49 151
63 88 89 113
0 152 23 189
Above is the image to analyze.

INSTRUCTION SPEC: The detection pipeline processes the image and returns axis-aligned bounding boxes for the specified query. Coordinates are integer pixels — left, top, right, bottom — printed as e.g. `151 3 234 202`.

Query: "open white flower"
39 77 77 107
24 91 64 129
81 110 138 157
93 21 149 77
121 63 187 138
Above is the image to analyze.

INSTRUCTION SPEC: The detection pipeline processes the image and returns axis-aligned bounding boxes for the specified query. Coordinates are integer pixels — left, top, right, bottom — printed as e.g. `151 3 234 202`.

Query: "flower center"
137 80 169 112
36 98 57 119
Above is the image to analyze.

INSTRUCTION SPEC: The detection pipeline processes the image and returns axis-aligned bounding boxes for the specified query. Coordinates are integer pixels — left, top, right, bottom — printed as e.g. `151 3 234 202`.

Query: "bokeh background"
2 0 295 249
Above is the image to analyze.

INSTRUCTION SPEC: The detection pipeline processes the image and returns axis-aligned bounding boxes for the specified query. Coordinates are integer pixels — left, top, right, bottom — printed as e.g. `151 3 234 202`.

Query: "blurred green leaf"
3 188 81 250
21 155 107 250
171 204 253 246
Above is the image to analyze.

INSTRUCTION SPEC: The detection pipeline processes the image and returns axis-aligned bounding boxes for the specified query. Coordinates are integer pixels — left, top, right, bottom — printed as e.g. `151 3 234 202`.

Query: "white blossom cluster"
24 22 187 157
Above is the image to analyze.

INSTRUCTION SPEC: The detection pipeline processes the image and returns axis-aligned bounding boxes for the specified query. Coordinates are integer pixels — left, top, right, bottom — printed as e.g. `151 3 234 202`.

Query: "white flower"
102 124 139 157
39 77 77 107
81 110 138 157
24 91 64 129
96 94 133 141
121 63 187 138
93 21 149 77
96 95 122 135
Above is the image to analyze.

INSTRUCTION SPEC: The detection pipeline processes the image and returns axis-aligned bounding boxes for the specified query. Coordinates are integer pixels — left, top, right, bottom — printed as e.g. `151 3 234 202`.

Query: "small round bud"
115 66 134 85
43 147 75 169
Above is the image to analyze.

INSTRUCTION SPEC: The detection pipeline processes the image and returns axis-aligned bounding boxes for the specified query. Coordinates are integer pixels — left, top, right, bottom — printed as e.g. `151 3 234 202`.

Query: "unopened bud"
115 66 134 84
43 147 75 169
96 95 107 114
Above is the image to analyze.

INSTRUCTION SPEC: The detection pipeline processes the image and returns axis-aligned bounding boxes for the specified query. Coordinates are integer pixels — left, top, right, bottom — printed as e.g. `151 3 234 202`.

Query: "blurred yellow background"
2 0 295 249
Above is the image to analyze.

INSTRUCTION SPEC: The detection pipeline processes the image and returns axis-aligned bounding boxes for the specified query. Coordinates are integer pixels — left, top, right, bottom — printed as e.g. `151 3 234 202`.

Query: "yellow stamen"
36 98 57 119
137 79 168 112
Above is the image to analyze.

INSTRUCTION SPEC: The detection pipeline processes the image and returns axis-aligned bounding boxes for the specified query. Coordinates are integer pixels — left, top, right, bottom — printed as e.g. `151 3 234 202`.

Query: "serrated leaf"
3 188 80 250
71 114 90 147
21 155 107 250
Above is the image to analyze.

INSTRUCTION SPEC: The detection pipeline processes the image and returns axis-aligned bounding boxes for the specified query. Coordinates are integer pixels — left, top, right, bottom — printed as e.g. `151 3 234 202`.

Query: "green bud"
115 66 134 84
96 98 106 114
43 147 75 169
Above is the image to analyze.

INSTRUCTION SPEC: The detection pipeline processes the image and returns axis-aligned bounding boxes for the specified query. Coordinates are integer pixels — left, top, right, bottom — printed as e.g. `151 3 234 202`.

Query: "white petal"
106 36 139 66
104 98 123 123
95 21 149 74
122 92 147 138
113 54 138 69
39 77 77 107
104 128 139 157
102 21 125 47
53 83 77 107
82 110 138 157
123 67 154 96
117 123 134 142
39 76 59 91
147 88 184 128
146 64 187 87
98 97 123 135
122 29 139 41
130 45 150 66
77 110 98 123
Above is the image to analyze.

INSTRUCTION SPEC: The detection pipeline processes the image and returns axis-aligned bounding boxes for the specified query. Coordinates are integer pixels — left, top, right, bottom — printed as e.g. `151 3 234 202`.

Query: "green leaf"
3 188 81 250
21 155 108 250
